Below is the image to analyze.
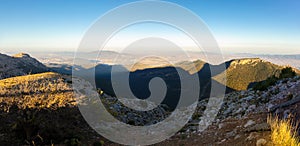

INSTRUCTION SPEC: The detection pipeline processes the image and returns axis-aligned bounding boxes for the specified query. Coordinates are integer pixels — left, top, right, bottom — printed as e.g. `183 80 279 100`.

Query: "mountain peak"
13 53 31 58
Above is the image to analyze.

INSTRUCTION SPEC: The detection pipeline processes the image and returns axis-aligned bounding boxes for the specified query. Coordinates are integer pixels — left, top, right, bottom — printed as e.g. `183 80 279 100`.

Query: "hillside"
0 72 75 110
0 72 169 145
158 75 300 146
0 72 96 145
212 58 286 90
0 53 48 80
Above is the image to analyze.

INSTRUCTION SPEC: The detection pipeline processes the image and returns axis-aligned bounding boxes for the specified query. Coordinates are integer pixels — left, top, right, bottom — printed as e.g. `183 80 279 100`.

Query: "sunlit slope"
0 72 75 110
213 58 285 90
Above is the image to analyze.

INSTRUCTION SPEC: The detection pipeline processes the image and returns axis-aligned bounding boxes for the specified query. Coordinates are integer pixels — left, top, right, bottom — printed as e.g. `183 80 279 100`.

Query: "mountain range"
35 53 296 109
1 53 298 89
1 53 298 93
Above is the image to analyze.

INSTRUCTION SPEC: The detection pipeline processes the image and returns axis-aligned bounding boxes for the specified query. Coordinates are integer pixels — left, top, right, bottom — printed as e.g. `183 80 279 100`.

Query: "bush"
279 67 296 79
268 115 300 146
93 140 105 146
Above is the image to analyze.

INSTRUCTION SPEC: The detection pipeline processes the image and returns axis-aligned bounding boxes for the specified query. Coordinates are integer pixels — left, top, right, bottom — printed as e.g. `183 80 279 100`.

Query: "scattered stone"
267 103 274 112
248 105 256 111
217 139 226 144
225 129 237 138
244 120 256 128
245 123 270 132
218 123 224 129
256 138 267 146
283 109 291 119
234 134 241 140
246 132 259 141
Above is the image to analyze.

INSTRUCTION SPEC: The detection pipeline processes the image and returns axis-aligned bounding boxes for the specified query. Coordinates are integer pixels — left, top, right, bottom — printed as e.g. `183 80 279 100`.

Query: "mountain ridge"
1 52 299 93
0 53 48 80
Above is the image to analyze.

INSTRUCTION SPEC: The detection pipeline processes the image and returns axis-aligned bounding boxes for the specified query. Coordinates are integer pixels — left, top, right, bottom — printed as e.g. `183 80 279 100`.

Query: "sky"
0 0 299 54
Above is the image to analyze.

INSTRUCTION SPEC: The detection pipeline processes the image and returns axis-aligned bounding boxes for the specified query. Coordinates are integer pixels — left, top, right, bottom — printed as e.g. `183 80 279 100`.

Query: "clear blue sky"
0 0 299 54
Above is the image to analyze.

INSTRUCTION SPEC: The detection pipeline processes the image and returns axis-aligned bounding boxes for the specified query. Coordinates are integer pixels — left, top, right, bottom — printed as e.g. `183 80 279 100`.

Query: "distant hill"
126 56 172 72
173 58 296 91
175 60 207 74
0 53 48 79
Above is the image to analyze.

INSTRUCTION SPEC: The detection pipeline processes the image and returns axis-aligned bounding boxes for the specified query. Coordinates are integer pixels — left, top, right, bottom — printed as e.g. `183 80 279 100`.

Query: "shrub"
280 67 296 79
287 94 294 100
93 140 105 146
268 115 300 146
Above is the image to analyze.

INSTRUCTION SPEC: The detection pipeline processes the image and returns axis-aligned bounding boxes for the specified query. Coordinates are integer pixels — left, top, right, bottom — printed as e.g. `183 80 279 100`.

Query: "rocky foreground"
158 76 300 146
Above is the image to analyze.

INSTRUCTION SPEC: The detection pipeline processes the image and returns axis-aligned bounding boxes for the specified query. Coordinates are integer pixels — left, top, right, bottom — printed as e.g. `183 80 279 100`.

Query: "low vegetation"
268 115 300 146
0 72 96 145
213 58 283 90
280 67 297 79
0 72 75 110
253 75 278 91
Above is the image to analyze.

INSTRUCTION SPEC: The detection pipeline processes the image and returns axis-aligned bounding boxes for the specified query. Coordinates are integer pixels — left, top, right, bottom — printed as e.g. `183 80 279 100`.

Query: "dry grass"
0 72 76 111
268 115 300 146
0 72 70 95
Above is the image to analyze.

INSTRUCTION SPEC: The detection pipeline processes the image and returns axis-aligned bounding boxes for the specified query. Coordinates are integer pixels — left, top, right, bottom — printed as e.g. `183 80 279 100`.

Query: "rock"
245 123 270 132
218 123 224 129
261 93 268 99
267 103 274 112
246 132 259 141
256 138 267 146
234 134 241 140
244 120 256 128
223 108 232 116
234 107 243 114
225 129 237 138
283 109 291 119
217 139 226 144
240 91 245 95
243 96 254 101
247 105 256 112
290 85 296 89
